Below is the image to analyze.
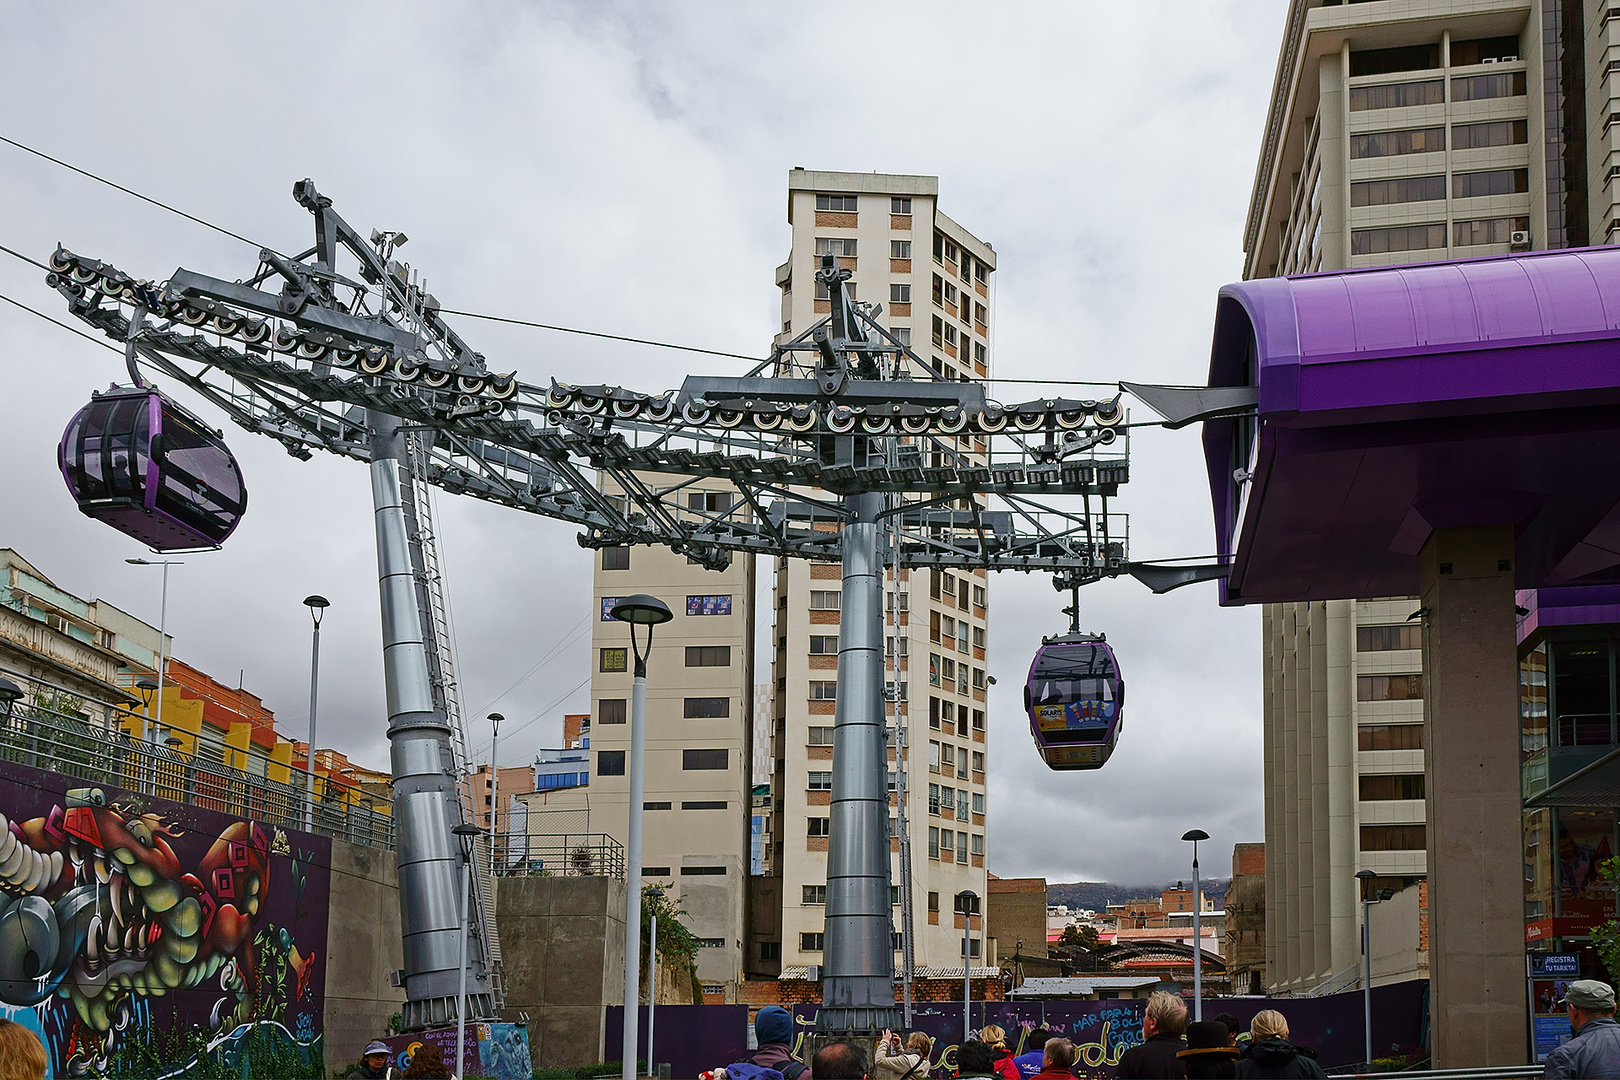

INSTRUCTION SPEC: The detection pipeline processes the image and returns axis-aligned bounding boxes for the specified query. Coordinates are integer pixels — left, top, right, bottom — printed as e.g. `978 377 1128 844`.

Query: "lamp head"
126 558 150 566
303 595 330 610
1356 869 1376 881
0 678 22 707
488 712 504 731
452 824 484 837
610 594 673 625
1182 829 1210 843
1378 887 1396 901
135 679 159 708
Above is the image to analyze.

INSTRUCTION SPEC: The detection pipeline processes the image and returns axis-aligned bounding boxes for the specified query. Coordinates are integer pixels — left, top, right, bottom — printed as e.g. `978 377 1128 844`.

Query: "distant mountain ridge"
1047 878 1231 912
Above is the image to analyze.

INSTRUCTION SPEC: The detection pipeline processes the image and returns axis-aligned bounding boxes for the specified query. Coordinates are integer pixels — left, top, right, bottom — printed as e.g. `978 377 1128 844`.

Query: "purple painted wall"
608 980 1427 1078
0 755 330 1077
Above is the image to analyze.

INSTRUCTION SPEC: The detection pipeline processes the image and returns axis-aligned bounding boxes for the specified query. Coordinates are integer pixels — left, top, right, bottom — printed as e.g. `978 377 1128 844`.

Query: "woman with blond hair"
874 1028 932 1080
1234 1010 1327 1079
978 1024 1020 1079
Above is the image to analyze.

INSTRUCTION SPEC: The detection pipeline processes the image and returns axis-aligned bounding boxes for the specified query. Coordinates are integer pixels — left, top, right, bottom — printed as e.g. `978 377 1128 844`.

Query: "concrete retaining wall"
324 839 407 1070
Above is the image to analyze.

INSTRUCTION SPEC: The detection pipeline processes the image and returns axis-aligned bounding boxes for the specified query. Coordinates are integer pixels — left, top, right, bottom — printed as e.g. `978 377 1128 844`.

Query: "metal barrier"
491 831 626 878
0 664 394 848
1331 1067 1542 1079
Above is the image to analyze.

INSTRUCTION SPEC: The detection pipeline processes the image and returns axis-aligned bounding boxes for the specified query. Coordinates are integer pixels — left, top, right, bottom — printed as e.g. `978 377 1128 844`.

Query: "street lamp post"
302 595 329 832
1355 870 1395 1065
956 889 980 1044
127 558 181 747
488 712 503 878
609 594 673 1080
452 822 484 1080
646 885 663 1080
1182 829 1210 1021
135 679 158 792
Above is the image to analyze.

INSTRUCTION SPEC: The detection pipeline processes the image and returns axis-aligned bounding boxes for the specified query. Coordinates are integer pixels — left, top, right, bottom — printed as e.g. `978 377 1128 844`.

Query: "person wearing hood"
1234 1011 1326 1079
749 1006 808 1079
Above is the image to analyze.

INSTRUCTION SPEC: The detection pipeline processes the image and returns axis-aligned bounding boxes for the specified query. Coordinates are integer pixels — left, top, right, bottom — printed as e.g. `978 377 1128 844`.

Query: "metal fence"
490 831 626 878
0 664 394 849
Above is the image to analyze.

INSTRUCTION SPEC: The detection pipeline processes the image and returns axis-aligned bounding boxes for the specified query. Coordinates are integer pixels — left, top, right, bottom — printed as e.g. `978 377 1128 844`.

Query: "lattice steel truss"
43 179 1151 1035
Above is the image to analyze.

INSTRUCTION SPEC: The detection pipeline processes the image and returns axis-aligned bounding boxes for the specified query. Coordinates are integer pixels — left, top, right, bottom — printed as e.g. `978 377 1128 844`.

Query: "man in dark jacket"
1545 979 1620 1079
1234 1010 1326 1079
1116 992 1189 1079
957 1040 1000 1078
750 1005 807 1078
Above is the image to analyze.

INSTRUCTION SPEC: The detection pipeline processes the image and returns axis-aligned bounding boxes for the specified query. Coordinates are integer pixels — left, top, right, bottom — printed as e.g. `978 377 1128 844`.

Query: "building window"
682 801 728 810
814 279 856 301
810 634 839 654
694 938 726 949
681 865 727 876
1349 43 1439 77
890 283 912 304
1349 79 1444 111
1455 216 1531 246
1358 723 1424 751
602 546 630 570
810 681 838 701
683 749 728 770
600 597 626 621
929 697 941 728
929 741 941 773
808 726 834 746
599 698 627 725
1450 71 1527 102
685 646 731 667
808 771 832 791
807 818 830 838
810 590 841 611
597 750 626 776
803 884 827 903
1350 175 1445 207
642 866 671 877
684 697 731 718
1357 625 1421 652
891 242 912 261
687 491 733 513
760 941 781 961
1452 119 1528 150
1357 674 1424 702
686 595 733 616
957 790 970 818
816 193 858 212
600 648 628 673
929 654 942 686
1453 168 1530 199
929 783 941 814
971 751 984 774
972 792 985 814
1350 126 1445 158
800 932 825 951
972 586 986 608
643 801 671 810
972 709 985 732
928 827 940 860
1360 824 1426 851
815 237 858 257
1359 774 1425 800
1350 224 1446 256
891 197 911 214
894 327 911 346
971 834 984 856
957 831 969 864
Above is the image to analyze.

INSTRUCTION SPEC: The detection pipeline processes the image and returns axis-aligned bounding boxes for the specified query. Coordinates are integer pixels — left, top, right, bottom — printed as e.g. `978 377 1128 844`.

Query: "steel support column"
370 410 494 1030
818 485 900 1035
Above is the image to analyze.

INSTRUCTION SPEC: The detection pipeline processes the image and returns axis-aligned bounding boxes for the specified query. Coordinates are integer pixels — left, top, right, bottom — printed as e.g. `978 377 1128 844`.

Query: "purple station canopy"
1202 248 1620 605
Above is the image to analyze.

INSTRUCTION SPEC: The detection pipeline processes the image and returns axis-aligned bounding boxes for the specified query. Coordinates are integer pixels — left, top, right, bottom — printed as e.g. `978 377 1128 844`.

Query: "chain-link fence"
489 831 626 878
0 664 393 848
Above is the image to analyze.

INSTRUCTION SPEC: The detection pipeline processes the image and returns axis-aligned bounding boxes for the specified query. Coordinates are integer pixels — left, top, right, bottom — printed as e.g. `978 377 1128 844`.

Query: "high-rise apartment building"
587 478 755 997
754 170 995 978
1245 0 1605 992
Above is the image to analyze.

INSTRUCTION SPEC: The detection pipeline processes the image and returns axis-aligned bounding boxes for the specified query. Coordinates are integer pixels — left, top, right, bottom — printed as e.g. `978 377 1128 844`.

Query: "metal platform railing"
1329 1066 1542 1079
489 831 626 878
0 664 394 848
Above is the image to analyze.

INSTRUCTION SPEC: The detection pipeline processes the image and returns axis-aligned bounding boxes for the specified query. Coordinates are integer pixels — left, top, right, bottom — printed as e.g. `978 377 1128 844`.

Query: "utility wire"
0 288 121 353
0 133 268 249
1 132 1128 387
0 242 49 272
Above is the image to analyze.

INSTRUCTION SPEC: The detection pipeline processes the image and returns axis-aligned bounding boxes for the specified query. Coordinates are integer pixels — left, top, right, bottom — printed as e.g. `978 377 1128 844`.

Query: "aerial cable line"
0 133 270 250
467 613 590 719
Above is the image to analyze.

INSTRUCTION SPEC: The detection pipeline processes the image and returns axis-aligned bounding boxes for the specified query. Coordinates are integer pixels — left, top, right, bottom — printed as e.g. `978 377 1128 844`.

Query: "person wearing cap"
1545 979 1620 1079
1178 1021 1240 1080
357 1040 396 1079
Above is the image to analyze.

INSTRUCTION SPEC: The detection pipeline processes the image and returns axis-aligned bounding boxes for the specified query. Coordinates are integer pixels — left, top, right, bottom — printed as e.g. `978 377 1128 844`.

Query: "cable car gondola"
58 384 247 551
1024 632 1124 770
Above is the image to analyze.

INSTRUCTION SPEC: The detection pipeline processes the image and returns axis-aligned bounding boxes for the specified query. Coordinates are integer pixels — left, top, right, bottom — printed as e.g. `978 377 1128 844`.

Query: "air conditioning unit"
1510 229 1532 248
1482 57 1498 64
1503 55 1520 62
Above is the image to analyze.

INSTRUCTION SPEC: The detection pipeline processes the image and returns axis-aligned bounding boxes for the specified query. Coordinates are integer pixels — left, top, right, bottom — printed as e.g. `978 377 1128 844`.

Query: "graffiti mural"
0 758 329 1077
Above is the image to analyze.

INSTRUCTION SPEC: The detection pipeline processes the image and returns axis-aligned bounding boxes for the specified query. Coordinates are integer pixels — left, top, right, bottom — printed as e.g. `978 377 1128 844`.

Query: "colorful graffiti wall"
0 757 330 1077
607 981 1428 1080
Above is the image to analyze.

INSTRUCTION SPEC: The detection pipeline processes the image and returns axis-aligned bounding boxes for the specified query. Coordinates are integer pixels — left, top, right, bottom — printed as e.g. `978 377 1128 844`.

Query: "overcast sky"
0 2 1287 887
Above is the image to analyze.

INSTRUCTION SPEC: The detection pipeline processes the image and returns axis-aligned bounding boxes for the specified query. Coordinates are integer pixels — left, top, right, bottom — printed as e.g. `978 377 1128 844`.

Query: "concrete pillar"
1419 526 1526 1067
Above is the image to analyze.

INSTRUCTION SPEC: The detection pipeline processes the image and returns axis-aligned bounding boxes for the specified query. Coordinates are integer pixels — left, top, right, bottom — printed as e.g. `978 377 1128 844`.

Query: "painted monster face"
0 787 272 1068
